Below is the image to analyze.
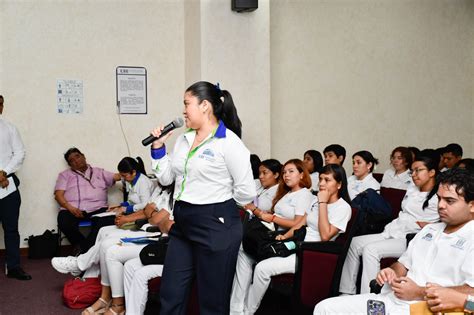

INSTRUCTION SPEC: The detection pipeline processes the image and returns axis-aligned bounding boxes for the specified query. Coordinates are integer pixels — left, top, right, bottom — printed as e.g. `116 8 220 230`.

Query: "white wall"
270 0 473 170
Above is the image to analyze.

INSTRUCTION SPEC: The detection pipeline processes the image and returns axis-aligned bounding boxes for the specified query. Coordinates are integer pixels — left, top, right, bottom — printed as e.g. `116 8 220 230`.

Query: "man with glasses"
55 148 120 254
0 95 31 280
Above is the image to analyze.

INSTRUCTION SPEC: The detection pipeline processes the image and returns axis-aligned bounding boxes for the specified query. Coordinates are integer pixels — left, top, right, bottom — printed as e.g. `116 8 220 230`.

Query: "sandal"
105 303 125 315
81 297 111 315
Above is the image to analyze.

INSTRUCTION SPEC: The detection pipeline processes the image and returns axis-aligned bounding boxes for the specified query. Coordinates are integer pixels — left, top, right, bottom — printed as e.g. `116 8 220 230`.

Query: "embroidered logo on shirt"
198 148 215 162
451 237 467 250
422 232 433 241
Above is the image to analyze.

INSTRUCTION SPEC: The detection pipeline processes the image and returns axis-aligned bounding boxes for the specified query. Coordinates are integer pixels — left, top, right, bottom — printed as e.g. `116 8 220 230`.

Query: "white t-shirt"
380 169 412 190
273 188 314 220
255 184 278 212
310 172 319 192
304 197 351 242
347 173 381 200
382 183 439 239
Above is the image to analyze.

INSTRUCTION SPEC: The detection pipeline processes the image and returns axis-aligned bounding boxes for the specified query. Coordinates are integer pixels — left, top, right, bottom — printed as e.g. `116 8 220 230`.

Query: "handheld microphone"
142 117 184 146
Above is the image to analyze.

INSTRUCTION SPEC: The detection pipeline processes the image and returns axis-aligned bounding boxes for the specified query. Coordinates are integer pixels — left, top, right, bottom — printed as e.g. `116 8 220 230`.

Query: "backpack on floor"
62 277 101 309
25 229 60 259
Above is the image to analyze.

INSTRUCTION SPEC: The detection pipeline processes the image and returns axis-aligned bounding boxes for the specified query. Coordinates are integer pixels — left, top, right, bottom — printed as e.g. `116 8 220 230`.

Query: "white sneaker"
51 256 81 276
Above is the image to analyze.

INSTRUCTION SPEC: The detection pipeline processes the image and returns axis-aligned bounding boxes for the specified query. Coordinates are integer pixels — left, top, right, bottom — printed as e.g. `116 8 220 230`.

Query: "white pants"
339 233 407 294
124 257 163 315
313 292 409 315
230 246 296 315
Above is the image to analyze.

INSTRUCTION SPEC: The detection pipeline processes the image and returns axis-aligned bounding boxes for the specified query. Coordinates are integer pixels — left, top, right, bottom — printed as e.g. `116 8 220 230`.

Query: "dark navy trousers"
0 189 21 270
160 199 242 315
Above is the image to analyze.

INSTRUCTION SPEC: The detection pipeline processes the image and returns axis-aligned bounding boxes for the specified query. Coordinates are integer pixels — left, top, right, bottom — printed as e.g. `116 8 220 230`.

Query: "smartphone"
367 299 385 315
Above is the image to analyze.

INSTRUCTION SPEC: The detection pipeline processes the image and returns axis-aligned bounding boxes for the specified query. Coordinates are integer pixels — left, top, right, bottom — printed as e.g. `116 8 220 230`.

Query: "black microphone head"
173 117 184 128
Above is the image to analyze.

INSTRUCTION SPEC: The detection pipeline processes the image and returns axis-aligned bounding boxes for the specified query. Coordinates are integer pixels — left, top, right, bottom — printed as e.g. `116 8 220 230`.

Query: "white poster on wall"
116 66 147 114
57 79 83 114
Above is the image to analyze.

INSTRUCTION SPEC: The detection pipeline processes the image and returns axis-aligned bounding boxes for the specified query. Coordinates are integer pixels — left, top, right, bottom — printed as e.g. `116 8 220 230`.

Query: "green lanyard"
176 128 217 201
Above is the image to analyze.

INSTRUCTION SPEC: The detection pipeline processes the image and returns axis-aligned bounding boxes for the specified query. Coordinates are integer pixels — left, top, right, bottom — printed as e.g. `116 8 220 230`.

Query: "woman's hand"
150 125 174 149
158 218 175 234
243 203 257 211
275 234 287 241
260 212 274 223
115 214 130 227
317 190 330 204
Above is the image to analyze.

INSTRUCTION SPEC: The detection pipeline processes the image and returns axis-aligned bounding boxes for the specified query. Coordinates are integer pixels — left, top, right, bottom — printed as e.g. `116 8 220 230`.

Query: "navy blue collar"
131 172 141 186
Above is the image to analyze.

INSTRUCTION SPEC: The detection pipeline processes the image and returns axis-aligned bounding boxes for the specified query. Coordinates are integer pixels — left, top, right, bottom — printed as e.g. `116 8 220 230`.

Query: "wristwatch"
464 295 474 313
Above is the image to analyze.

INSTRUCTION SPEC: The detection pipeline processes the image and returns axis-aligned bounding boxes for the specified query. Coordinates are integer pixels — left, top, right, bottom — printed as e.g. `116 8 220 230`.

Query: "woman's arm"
260 212 304 229
275 214 307 240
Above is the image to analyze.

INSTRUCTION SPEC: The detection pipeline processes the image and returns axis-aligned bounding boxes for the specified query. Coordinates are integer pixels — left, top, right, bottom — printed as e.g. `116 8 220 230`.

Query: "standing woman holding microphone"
148 81 256 315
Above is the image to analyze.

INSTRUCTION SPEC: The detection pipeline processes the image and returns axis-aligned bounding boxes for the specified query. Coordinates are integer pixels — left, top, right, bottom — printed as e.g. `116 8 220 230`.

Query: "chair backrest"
380 187 407 219
372 173 383 183
295 207 361 308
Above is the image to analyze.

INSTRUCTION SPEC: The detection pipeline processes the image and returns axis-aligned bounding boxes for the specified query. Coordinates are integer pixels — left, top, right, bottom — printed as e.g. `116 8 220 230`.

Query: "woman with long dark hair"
149 81 256 314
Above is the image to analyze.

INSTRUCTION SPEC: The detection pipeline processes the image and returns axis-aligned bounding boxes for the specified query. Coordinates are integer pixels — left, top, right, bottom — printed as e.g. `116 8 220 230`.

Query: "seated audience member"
407 146 420 162
442 143 463 171
244 159 282 215
250 154 262 191
347 151 380 200
55 148 120 253
456 158 474 173
303 149 324 193
425 283 474 313
435 146 447 171
315 168 473 315
323 144 346 166
109 157 155 215
230 159 314 315
381 146 413 190
53 185 173 315
339 149 440 295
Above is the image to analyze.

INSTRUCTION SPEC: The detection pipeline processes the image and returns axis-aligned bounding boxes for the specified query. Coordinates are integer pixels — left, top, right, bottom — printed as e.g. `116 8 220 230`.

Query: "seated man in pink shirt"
55 148 120 253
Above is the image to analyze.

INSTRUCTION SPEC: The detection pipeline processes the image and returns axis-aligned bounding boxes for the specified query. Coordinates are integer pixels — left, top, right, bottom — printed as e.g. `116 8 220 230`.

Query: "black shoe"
7 267 32 280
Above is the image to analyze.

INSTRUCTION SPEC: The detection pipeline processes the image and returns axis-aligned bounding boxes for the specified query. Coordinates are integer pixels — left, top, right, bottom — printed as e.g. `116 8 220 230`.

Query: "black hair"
407 146 421 160
250 154 261 180
260 159 283 180
64 147 83 163
444 143 463 157
320 164 350 204
438 168 474 203
304 150 324 174
456 158 474 174
186 81 242 138
414 149 440 209
323 144 346 163
352 150 379 173
117 157 146 175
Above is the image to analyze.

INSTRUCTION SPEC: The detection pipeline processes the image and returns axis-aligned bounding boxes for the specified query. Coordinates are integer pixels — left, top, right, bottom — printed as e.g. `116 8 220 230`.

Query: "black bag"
25 229 60 259
351 188 392 236
257 226 307 261
139 236 169 265
242 216 278 261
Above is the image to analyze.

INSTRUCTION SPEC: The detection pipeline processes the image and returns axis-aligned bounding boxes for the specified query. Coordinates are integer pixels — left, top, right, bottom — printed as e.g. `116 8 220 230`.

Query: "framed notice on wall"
116 66 147 114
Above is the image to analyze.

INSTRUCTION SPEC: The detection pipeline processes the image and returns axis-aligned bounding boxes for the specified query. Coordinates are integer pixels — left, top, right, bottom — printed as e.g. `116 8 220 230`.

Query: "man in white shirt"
0 95 31 280
314 168 473 315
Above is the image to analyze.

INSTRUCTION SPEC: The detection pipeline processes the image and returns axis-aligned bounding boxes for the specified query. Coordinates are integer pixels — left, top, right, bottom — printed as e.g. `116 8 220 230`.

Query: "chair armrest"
298 241 344 255
406 233 416 246
369 279 382 294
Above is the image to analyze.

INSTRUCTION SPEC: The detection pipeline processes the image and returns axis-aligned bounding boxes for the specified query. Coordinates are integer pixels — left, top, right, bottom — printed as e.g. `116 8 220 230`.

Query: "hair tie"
215 82 221 92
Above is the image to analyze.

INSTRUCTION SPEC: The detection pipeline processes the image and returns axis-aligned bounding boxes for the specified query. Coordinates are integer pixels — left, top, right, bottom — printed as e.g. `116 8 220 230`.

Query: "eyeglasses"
409 168 428 176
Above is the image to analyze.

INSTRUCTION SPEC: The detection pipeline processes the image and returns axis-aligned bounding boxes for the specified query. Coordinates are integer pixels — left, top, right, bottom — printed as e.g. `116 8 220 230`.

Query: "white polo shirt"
0 117 25 199
122 173 155 212
151 121 256 206
382 183 439 239
255 184 278 212
381 169 412 190
347 173 380 200
273 188 314 220
305 197 351 242
310 172 319 192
